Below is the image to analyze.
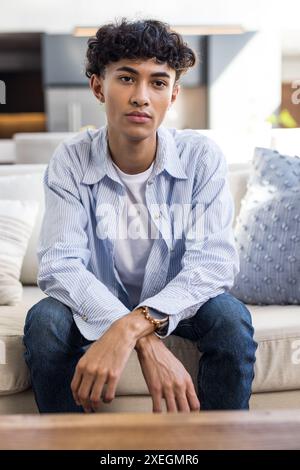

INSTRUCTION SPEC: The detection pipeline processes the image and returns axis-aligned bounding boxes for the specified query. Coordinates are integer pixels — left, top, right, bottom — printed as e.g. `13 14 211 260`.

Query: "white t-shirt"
112 160 158 307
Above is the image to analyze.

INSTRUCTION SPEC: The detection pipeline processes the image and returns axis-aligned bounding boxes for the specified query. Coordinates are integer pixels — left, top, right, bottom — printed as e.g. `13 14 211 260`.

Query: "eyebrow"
115 66 171 79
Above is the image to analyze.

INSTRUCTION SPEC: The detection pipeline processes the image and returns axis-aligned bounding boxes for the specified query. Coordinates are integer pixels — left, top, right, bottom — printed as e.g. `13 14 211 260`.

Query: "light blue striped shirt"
37 125 239 340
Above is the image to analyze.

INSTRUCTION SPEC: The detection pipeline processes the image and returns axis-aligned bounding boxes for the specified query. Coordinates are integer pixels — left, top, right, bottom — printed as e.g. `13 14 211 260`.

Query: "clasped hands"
71 308 200 413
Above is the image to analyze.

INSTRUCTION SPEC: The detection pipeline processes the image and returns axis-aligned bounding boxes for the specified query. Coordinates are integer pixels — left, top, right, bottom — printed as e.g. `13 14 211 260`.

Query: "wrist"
115 308 156 343
135 333 160 354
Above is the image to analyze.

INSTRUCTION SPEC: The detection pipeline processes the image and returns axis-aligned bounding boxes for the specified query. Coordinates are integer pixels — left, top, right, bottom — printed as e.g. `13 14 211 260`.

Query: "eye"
119 76 134 83
154 80 166 88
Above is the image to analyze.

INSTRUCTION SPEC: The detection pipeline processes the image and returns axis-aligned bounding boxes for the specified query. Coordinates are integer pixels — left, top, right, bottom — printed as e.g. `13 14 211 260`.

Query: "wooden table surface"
1 409 300 450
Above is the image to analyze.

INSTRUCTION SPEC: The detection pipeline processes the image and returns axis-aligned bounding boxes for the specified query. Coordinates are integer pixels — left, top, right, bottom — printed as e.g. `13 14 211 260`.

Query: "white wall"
208 31 282 131
1 0 300 33
282 57 300 83
282 31 300 83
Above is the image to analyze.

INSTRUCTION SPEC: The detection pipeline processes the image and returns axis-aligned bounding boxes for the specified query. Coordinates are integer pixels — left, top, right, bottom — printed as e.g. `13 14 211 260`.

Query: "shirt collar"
81 124 187 185
154 126 188 180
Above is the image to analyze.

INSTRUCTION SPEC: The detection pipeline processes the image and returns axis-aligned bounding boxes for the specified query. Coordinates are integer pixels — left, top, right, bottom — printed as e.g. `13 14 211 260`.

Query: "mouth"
125 112 152 123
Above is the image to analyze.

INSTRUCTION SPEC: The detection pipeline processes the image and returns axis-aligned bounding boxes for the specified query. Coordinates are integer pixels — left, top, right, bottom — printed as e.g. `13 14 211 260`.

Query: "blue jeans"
23 292 257 413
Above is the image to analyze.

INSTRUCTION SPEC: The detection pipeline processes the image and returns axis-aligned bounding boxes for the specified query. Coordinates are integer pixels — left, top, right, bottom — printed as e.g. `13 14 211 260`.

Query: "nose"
130 83 150 107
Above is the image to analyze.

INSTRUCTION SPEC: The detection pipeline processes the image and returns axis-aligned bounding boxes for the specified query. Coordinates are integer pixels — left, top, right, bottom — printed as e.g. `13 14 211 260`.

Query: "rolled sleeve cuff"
136 302 194 339
74 294 130 341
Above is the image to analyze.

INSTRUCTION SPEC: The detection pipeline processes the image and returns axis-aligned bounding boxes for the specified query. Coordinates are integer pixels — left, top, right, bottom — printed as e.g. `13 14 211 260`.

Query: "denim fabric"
23 292 257 413
172 292 257 410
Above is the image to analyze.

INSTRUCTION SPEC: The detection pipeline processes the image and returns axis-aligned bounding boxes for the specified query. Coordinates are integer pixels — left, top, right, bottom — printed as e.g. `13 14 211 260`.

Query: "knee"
24 297 73 352
214 293 253 329
25 297 71 331
195 292 257 355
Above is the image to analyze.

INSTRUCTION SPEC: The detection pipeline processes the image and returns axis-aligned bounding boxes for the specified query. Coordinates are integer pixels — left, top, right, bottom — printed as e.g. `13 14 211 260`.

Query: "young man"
23 19 257 414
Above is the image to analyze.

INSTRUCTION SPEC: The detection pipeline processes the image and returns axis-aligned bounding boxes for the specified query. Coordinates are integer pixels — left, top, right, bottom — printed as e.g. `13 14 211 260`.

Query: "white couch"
0 130 300 414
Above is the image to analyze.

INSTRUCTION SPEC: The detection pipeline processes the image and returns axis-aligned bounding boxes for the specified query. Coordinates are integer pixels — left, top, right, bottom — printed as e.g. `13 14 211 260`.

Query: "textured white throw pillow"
0 200 39 305
0 169 46 284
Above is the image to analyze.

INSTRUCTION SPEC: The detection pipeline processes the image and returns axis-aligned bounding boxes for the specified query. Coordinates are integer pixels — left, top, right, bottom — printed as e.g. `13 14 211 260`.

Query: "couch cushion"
0 287 46 395
230 147 300 305
196 126 271 164
250 304 300 392
0 200 39 305
0 140 15 164
0 165 46 285
228 168 249 225
14 132 76 164
271 128 300 156
1 289 300 396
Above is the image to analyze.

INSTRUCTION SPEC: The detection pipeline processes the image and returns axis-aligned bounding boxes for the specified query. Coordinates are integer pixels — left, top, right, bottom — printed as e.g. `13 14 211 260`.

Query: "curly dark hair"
85 18 196 82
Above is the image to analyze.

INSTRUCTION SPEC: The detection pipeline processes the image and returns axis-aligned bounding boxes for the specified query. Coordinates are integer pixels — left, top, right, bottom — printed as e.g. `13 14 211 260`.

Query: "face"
90 57 179 141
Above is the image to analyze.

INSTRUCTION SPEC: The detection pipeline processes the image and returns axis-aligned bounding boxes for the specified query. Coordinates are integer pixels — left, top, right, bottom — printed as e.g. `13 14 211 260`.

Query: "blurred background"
0 0 299 163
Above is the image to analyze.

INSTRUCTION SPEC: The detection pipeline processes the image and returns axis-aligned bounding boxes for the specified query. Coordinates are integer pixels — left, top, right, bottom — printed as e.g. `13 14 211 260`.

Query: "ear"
170 83 180 106
90 74 105 103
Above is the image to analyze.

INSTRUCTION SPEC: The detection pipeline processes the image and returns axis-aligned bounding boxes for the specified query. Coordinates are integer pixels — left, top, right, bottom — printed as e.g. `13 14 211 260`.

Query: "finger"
71 367 83 406
103 374 118 403
186 381 201 411
152 388 163 413
163 389 177 412
77 372 95 412
90 374 106 411
175 389 190 412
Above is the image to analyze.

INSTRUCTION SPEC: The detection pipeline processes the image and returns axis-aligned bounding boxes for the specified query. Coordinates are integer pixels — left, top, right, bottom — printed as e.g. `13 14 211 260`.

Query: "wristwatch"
139 306 169 332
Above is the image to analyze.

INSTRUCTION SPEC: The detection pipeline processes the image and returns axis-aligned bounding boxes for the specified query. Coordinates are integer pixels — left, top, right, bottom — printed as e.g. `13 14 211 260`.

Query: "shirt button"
154 213 160 219
147 180 153 185
82 314 88 321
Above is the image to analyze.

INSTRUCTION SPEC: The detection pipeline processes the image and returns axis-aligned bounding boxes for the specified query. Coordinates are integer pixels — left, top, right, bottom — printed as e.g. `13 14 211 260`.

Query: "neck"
107 125 157 174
